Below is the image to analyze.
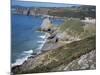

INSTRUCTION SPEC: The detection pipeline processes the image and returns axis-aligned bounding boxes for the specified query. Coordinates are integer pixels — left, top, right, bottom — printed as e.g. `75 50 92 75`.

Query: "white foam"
37 43 44 50
37 40 45 43
23 49 33 54
38 35 46 39
12 34 47 67
12 50 33 67
37 38 47 50
37 33 47 50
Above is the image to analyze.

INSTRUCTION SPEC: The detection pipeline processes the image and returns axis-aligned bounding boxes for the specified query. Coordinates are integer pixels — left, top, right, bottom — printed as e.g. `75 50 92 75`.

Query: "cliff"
11 18 96 74
12 35 96 74
12 5 96 18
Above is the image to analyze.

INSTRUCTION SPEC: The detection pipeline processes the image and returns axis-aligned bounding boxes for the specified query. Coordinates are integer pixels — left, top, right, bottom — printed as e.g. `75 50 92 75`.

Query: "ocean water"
11 14 64 66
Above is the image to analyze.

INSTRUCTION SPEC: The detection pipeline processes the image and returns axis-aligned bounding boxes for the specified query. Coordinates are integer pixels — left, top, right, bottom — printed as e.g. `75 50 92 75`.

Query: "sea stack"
41 18 53 31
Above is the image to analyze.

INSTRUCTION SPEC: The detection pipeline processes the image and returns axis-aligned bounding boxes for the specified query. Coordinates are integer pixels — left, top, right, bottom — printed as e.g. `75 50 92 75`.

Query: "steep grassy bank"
58 19 96 40
59 19 84 36
12 35 95 74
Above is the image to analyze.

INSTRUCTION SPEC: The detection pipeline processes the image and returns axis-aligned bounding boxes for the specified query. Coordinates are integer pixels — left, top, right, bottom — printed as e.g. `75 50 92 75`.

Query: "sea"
11 14 64 66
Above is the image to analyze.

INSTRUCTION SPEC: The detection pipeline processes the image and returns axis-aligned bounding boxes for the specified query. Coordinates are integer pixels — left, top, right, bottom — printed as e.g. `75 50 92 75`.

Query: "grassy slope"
59 19 84 36
59 19 96 39
21 35 95 73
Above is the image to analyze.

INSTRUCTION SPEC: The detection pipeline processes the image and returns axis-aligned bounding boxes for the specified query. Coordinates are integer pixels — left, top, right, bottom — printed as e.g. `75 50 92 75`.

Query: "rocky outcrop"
52 50 96 71
40 18 53 31
64 50 96 70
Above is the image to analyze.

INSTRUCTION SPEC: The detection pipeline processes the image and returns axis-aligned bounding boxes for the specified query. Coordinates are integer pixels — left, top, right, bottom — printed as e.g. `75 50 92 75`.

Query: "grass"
19 35 96 73
59 19 96 39
80 24 96 39
59 19 84 36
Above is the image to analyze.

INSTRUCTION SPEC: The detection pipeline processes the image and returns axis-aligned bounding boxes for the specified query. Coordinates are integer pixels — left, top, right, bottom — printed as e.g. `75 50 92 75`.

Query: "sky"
12 0 79 7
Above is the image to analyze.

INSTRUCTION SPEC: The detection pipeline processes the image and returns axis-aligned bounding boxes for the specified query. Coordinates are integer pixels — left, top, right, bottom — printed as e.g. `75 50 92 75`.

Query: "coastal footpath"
12 18 96 74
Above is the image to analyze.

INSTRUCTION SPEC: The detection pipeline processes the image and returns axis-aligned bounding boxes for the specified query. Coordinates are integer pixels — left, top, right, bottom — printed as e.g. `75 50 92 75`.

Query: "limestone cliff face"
41 18 53 30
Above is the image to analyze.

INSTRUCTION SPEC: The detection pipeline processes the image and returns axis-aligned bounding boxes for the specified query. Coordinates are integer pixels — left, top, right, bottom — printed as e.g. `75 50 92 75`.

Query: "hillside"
58 19 96 40
12 18 96 74
12 35 96 74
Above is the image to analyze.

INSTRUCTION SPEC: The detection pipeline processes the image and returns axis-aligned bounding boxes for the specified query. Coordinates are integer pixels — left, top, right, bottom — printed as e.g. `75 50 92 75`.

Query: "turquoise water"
11 14 64 66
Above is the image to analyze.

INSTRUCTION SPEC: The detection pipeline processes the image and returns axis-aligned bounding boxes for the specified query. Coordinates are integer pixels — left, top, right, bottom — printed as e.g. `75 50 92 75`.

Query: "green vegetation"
48 9 80 18
59 19 84 36
79 5 96 19
59 19 96 39
80 24 96 38
20 35 95 73
48 5 96 19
